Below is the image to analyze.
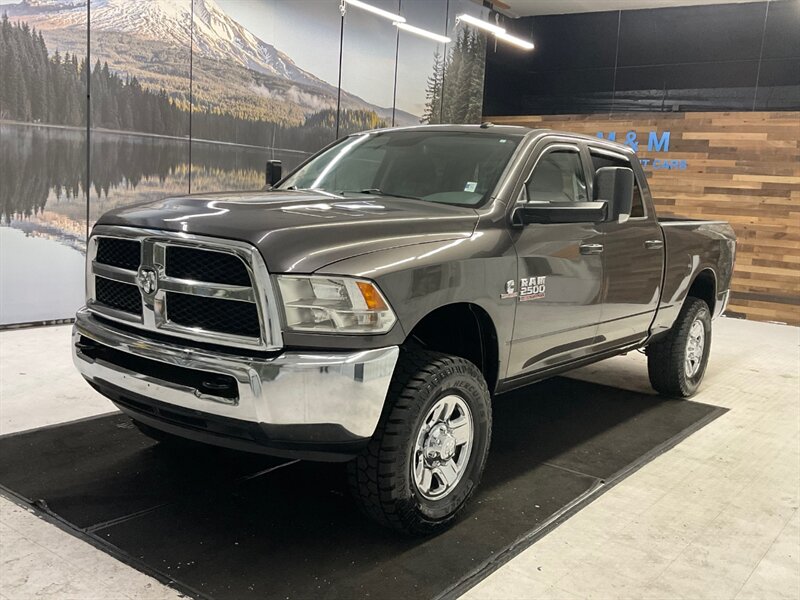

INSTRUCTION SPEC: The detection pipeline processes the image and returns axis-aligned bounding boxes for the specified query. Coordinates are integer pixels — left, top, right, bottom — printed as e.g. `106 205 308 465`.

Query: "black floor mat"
0 377 725 600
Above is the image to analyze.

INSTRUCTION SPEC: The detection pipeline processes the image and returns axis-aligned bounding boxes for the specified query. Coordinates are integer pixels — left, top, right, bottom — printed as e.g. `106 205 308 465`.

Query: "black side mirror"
266 160 282 187
594 166 634 221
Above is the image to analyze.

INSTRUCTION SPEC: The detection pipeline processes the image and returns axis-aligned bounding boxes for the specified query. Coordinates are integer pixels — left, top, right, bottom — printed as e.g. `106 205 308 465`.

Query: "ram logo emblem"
136 268 158 295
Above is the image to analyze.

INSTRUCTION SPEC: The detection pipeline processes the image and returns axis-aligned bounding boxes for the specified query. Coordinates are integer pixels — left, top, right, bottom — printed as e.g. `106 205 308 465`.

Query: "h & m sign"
596 130 687 171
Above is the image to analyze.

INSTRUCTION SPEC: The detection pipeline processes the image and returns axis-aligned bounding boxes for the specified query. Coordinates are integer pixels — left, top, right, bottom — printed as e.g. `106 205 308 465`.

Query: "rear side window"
589 151 645 218
525 150 588 203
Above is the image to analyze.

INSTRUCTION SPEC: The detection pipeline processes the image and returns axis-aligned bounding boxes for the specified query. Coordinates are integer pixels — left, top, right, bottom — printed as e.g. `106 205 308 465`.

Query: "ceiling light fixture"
495 31 535 50
344 0 405 23
456 13 534 51
456 13 506 36
394 22 451 44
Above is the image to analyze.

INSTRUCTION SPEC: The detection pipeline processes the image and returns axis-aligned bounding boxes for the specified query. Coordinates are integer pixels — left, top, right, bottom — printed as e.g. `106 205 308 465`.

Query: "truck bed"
650 217 736 336
658 216 729 226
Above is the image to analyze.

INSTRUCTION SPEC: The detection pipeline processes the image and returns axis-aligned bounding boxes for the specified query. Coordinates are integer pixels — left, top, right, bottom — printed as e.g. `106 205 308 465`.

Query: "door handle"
644 240 664 250
579 243 604 255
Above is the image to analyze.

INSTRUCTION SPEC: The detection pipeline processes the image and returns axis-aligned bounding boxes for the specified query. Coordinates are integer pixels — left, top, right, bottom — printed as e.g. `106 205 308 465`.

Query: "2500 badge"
520 276 546 301
502 277 547 301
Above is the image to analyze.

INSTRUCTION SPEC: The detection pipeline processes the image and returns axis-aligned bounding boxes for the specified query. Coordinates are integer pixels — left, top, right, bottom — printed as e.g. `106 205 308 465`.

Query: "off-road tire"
347 348 492 535
646 296 712 397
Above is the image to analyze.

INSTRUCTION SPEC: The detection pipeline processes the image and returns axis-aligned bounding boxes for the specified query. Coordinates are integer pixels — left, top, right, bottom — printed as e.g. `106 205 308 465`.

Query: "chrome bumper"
72 308 399 441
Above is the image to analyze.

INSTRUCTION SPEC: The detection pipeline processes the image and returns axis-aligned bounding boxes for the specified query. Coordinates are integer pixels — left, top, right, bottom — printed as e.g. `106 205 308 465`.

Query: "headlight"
276 275 397 334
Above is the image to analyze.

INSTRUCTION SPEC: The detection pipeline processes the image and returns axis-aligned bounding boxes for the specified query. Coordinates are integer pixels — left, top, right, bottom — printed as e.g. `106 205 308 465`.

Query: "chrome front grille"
165 292 261 338
87 226 283 351
95 277 142 315
96 237 141 271
165 246 251 286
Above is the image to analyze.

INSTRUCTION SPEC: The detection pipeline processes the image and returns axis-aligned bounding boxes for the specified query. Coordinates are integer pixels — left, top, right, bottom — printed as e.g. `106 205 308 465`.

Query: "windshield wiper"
337 188 422 201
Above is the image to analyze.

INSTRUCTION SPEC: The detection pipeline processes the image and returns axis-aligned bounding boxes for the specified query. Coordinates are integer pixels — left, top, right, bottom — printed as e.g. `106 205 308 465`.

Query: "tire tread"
647 296 710 397
347 347 491 534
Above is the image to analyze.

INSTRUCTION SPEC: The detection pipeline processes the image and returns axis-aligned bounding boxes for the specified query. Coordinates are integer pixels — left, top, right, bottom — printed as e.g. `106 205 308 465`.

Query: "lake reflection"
0 122 309 323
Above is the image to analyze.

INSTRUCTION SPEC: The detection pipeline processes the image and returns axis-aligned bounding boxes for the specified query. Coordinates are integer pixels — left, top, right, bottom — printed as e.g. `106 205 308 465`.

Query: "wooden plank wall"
488 112 800 326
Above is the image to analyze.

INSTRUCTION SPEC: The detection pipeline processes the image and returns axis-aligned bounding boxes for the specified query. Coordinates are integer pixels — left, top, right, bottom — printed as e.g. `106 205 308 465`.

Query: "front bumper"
72 309 399 460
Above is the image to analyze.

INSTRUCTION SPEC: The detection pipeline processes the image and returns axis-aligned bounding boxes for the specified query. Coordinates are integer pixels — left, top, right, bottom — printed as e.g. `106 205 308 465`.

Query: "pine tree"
32 30 49 121
120 92 134 130
436 26 487 124
15 66 31 121
465 31 487 123
422 48 444 124
0 15 17 119
441 30 466 123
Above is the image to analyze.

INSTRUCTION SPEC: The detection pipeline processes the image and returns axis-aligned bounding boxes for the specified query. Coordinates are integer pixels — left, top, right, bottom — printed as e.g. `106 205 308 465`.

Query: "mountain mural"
2 0 418 128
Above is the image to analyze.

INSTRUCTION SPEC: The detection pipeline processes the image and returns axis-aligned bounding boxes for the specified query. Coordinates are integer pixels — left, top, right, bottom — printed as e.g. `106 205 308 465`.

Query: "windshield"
279 130 522 206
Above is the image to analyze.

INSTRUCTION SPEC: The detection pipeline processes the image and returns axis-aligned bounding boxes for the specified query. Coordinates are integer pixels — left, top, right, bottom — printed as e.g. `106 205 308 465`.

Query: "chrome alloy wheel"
684 318 706 378
412 394 474 501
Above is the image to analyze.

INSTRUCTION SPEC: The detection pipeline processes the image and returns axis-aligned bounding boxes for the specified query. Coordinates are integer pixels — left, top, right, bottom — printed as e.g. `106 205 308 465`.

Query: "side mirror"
266 160 282 187
594 166 633 222
513 201 608 225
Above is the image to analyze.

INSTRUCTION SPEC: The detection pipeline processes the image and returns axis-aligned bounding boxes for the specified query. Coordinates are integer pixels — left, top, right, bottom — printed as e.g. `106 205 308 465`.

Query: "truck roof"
365 123 536 136
358 123 632 153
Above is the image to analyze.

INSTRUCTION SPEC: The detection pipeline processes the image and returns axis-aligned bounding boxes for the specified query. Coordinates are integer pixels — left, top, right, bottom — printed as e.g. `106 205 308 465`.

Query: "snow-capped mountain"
6 0 334 91
193 0 327 88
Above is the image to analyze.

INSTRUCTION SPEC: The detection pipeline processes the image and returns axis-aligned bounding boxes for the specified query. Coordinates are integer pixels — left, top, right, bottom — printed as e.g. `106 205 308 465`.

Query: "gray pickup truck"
73 125 735 534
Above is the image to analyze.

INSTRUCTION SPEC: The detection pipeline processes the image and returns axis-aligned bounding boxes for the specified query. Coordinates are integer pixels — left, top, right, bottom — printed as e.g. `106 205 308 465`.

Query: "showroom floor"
0 317 798 600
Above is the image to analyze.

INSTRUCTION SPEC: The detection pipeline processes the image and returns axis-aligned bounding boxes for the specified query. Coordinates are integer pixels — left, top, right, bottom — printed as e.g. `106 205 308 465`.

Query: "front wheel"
347 348 492 535
646 296 712 397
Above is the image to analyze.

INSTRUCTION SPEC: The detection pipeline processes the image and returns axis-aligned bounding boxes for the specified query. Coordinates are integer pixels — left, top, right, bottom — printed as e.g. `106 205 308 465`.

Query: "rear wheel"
347 348 492 535
646 296 712 397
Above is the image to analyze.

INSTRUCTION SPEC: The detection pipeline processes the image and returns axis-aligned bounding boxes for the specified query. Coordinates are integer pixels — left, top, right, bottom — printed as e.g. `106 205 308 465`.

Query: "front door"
507 141 605 378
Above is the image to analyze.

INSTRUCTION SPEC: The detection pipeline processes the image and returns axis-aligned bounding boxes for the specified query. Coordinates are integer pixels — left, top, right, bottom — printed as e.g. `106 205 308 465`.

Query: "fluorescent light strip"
344 0 405 23
395 22 451 44
456 13 506 35
495 31 535 50
456 13 534 51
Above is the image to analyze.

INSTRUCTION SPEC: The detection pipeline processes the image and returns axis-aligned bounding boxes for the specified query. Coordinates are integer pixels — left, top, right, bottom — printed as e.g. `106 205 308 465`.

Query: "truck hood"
97 190 479 273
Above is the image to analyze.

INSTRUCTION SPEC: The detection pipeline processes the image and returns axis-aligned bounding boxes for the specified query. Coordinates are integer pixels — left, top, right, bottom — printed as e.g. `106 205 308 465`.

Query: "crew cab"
73 125 736 534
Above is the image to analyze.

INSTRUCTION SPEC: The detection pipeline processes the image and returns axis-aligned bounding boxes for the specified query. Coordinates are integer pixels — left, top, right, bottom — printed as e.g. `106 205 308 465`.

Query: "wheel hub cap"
684 319 706 378
424 424 457 461
413 395 474 501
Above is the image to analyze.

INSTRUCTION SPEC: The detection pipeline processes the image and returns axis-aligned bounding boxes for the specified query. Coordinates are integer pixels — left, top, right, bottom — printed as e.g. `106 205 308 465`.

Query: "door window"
590 151 645 218
524 150 588 203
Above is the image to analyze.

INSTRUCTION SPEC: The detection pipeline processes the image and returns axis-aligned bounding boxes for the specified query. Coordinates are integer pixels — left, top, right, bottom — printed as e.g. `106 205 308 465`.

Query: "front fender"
316 233 518 381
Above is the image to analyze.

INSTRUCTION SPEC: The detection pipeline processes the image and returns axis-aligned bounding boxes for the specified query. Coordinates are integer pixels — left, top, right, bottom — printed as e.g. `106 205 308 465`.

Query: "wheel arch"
687 268 717 314
404 302 500 394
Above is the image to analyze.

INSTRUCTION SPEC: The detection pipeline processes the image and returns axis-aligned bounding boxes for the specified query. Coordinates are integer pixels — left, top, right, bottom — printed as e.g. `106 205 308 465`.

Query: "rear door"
506 139 605 377
589 147 665 348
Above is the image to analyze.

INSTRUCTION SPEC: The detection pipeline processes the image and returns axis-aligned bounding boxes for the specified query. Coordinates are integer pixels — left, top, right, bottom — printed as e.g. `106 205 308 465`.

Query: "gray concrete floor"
1 317 798 599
